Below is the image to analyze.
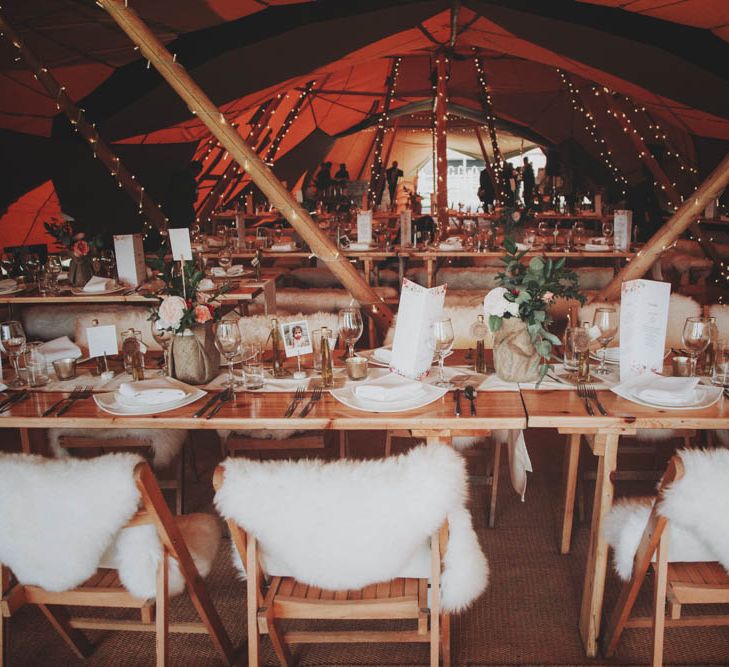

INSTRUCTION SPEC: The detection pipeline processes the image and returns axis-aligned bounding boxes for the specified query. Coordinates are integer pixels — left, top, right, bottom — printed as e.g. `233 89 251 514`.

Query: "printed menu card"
390 279 446 380
619 279 670 380
357 210 373 245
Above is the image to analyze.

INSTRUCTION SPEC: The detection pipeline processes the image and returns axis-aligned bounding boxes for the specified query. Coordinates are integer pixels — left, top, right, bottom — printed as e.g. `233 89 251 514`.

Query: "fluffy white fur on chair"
384 304 494 350
573 267 614 291
215 443 488 612
605 448 729 581
249 287 398 315
404 267 501 290
0 453 220 598
47 428 186 469
666 293 701 349
236 311 339 346
709 304 729 334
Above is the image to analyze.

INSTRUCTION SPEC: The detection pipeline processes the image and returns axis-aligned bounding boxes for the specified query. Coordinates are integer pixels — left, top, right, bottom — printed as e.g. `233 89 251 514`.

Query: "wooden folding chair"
213 466 451 667
224 431 344 461
601 455 729 666
1 462 234 667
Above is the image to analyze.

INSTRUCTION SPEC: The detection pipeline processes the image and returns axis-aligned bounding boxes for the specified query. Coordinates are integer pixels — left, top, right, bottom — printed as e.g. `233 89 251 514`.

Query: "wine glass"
0 320 27 387
215 321 242 388
338 307 363 359
431 318 455 387
100 250 116 279
23 253 41 283
592 307 618 374
151 320 174 376
682 317 711 376
602 220 614 245
0 253 15 277
45 255 62 294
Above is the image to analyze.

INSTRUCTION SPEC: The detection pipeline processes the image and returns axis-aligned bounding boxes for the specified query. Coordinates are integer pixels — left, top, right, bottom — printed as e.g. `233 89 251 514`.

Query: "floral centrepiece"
485 237 585 382
44 215 105 286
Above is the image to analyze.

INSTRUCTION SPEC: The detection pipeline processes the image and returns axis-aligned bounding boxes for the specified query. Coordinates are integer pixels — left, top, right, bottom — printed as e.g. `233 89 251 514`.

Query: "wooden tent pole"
196 96 284 223
100 0 394 330
593 150 729 302
433 53 449 232
597 91 722 268
0 12 168 234
475 126 497 191
367 58 402 208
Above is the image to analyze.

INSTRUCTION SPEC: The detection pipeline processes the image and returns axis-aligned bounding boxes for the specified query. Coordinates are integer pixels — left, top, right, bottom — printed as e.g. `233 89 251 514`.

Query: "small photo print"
280 319 313 357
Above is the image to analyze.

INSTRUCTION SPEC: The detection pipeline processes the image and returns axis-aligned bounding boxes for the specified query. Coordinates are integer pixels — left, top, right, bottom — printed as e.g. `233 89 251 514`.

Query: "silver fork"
42 385 82 417
586 384 608 416
284 386 306 417
56 385 92 416
576 382 594 416
299 386 323 417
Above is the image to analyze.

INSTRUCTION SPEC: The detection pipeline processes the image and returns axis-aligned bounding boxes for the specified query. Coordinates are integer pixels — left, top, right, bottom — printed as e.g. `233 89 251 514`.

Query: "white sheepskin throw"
47 428 185 469
659 448 729 573
709 304 729 335
250 288 397 315
237 311 339 346
217 428 303 443
290 267 347 288
445 291 486 308
215 443 488 612
102 513 221 599
0 453 142 592
573 267 614 291
666 293 701 349
604 497 714 581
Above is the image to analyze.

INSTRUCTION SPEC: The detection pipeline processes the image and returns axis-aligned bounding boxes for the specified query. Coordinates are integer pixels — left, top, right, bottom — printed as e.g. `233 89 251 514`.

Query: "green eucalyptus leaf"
488 315 503 332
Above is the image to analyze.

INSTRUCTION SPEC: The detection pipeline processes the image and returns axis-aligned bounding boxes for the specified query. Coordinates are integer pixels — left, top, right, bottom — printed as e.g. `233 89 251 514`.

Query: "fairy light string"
473 54 504 204
0 12 168 239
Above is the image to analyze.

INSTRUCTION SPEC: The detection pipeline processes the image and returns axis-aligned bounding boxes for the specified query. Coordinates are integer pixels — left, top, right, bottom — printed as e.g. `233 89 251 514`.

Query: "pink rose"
158 295 187 330
194 304 213 324
72 240 89 257
542 291 554 302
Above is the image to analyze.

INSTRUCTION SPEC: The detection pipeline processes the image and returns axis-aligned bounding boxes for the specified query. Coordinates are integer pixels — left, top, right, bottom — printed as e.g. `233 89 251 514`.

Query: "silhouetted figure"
385 161 403 208
628 166 664 242
522 157 535 207
477 168 496 210
163 160 202 229
315 162 332 194
334 163 350 182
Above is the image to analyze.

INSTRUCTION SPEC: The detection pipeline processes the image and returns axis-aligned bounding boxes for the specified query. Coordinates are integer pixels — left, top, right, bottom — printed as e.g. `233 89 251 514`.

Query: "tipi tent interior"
1 2 729 666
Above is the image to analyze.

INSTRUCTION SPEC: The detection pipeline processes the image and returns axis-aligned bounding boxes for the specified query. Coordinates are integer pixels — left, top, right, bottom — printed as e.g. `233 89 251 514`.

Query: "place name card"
390 279 446 380
168 227 193 261
613 210 632 251
357 210 372 244
619 279 670 380
113 234 146 287
87 324 118 358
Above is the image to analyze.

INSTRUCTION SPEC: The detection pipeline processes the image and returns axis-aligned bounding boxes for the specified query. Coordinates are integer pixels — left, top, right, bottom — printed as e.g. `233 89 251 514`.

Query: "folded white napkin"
0 278 17 292
515 243 531 251
354 373 426 402
439 240 463 250
197 277 215 291
211 267 226 277
39 336 82 363
584 237 610 252
593 347 620 362
371 347 392 364
226 266 244 276
270 242 296 252
348 242 371 251
118 382 186 405
612 373 699 406
83 276 112 292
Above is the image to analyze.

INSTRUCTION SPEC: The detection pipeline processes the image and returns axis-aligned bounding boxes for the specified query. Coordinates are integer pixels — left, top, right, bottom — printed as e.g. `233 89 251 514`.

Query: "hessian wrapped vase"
168 323 219 385
492 317 541 383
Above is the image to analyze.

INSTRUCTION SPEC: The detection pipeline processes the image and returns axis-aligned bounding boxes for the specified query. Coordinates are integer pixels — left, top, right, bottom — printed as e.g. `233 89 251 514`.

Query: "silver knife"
206 389 233 419
454 389 462 417
193 391 224 418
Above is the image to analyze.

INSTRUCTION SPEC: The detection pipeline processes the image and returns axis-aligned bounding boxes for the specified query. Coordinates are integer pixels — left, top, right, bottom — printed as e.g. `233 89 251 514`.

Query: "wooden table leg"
19 428 31 454
560 433 581 554
579 431 619 657
426 258 434 288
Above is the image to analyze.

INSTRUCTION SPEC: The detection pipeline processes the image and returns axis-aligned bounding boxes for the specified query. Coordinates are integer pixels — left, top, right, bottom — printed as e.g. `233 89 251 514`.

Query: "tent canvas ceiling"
1 0 727 245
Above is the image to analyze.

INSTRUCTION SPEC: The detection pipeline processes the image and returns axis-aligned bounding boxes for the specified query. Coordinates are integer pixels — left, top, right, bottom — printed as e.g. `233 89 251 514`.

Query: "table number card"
399 209 412 247
357 210 373 245
613 210 633 251
113 234 146 287
86 325 118 358
390 279 446 380
168 228 193 261
619 279 670 380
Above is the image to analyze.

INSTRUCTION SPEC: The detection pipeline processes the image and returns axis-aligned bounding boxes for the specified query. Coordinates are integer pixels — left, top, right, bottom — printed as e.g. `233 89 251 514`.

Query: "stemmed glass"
215 321 242 388
218 248 232 273
23 254 41 284
100 250 116 279
338 307 363 359
0 253 15 277
682 317 711 376
0 320 27 387
592 307 618 374
431 318 455 387
45 255 62 294
151 320 174 377
602 220 614 246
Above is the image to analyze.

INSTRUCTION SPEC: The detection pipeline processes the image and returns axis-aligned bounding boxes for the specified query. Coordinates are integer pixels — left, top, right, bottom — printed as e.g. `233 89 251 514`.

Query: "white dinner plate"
331 380 447 413
94 378 206 415
269 245 297 253
71 282 127 296
619 384 723 410
589 348 670 365
0 286 26 296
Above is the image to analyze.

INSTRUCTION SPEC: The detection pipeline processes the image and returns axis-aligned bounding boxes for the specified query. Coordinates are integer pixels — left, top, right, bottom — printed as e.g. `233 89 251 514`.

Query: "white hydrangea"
483 287 519 319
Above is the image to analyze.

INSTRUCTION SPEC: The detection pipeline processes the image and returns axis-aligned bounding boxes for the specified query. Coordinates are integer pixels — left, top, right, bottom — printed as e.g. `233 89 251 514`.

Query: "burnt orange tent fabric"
0 0 727 246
